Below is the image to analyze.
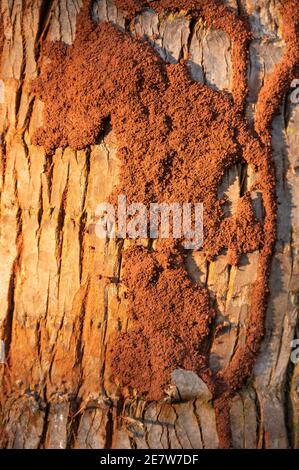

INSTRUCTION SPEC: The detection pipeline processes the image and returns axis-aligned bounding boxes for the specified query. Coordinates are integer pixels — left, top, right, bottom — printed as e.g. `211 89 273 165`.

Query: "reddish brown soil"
109 244 214 400
31 0 299 448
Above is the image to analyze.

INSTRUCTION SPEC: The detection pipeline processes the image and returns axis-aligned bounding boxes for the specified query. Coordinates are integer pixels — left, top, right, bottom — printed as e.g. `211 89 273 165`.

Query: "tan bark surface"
0 0 298 449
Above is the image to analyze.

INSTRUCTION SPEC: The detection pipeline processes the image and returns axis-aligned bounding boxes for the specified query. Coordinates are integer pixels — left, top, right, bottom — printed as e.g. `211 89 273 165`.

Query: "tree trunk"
0 0 298 449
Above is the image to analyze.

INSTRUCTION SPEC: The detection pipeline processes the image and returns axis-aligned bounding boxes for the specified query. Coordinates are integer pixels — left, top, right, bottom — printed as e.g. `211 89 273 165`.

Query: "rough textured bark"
0 0 298 449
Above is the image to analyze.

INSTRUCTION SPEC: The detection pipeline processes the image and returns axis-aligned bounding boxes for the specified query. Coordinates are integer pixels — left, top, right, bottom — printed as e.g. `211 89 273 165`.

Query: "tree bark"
0 0 298 449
